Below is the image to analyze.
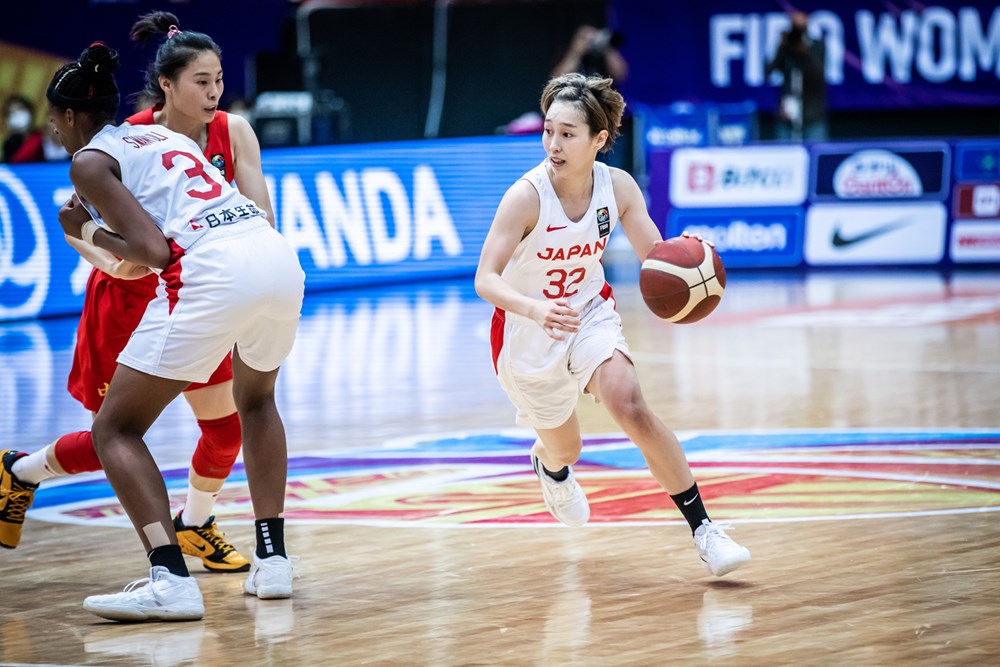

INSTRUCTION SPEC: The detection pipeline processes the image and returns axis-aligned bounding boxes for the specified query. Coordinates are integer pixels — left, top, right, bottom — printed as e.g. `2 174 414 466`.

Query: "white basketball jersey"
79 124 265 250
502 160 618 318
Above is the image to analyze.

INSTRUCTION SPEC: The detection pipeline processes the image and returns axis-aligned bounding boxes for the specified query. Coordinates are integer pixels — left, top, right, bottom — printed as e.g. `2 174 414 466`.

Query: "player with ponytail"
2 41 303 622
1 12 275 576
474 73 751 577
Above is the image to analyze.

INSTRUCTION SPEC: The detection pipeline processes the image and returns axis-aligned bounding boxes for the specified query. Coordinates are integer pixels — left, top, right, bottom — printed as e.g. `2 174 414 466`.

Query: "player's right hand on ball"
534 298 581 341
681 231 715 248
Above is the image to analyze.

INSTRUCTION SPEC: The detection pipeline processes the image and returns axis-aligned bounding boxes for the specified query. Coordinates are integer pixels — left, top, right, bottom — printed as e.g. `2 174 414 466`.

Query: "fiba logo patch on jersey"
597 206 611 237
211 153 227 179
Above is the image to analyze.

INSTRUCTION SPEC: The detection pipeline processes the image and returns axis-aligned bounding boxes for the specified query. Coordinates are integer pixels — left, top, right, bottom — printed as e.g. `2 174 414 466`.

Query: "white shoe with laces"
245 553 296 599
83 566 204 622
694 520 751 577
530 449 590 527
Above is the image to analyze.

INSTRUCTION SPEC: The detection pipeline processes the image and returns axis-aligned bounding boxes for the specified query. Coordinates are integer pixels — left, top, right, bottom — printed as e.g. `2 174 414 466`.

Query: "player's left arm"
65 150 171 270
610 167 662 262
64 233 152 280
228 113 276 227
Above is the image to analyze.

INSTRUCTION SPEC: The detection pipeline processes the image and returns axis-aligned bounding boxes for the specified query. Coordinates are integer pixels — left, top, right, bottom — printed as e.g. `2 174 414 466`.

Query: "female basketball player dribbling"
0 12 272 573
44 42 303 621
474 73 750 577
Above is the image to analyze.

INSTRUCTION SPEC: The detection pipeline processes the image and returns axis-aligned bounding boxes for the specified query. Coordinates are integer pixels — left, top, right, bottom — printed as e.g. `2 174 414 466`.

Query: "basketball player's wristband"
81 220 100 245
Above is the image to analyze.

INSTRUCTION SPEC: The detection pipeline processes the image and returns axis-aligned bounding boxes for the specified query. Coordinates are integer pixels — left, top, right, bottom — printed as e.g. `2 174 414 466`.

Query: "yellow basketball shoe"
1 450 38 549
174 513 251 572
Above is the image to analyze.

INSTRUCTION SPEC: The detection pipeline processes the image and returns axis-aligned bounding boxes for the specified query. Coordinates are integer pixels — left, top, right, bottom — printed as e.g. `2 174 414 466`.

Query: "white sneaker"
694 521 751 577
531 449 590 527
83 566 204 622
245 553 295 599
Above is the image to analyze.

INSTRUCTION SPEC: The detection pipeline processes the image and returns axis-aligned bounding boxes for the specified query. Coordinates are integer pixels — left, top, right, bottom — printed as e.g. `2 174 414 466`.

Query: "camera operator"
547 24 632 171
765 11 828 141
552 25 628 84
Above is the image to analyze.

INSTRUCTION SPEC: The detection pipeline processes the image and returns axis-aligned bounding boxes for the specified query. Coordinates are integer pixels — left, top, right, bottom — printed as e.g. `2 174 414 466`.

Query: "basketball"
639 236 726 323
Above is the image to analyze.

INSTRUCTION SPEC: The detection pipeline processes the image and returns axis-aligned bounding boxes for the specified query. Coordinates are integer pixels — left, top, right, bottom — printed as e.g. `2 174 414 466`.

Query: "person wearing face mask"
2 95 45 163
765 10 828 141
0 12 276 578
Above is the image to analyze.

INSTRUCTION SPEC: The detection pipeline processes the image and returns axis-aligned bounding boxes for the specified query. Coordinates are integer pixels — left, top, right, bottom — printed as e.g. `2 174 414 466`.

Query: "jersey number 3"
162 150 223 201
543 268 586 299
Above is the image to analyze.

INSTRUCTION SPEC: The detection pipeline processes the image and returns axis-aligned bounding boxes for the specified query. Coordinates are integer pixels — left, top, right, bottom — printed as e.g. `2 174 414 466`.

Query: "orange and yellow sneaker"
174 512 251 573
1 450 38 549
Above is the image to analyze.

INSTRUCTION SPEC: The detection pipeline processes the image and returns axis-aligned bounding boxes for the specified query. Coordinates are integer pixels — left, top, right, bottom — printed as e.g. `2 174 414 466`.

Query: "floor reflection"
698 586 754 657
84 622 206 667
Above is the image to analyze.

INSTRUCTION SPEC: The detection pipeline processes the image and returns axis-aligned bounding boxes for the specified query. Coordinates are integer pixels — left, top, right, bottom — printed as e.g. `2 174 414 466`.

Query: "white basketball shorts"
493 291 631 430
119 221 305 383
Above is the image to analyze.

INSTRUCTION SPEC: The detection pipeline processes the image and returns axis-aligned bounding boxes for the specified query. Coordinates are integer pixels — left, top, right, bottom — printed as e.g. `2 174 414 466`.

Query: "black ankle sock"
542 464 569 482
255 518 287 559
670 483 710 535
148 544 189 577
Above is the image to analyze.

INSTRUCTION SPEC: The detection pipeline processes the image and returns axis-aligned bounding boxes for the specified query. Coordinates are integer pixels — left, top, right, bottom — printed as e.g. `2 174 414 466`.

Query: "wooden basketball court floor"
2 266 999 666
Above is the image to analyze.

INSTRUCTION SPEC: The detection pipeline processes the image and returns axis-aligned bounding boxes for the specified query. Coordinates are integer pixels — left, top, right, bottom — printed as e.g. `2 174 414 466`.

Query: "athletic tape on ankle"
142 522 172 548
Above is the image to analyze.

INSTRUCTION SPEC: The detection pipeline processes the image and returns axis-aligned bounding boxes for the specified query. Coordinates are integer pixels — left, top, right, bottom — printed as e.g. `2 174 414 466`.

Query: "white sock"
10 447 62 485
180 486 219 528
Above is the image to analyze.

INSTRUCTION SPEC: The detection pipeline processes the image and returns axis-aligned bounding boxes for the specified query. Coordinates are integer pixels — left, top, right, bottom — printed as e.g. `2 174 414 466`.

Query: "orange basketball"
639 236 725 323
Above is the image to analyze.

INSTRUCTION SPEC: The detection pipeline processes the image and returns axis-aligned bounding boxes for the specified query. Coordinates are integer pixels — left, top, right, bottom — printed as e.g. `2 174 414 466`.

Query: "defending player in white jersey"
475 73 751 577
45 42 304 621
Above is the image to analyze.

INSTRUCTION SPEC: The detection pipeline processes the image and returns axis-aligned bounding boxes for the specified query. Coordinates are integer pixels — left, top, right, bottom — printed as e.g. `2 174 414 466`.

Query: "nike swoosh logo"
185 541 212 555
831 218 910 248
683 494 699 506
546 225 567 232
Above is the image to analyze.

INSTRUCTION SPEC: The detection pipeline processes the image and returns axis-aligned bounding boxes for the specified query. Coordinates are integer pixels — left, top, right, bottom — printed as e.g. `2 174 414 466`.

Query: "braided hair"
46 42 121 123
130 11 222 105
540 73 625 154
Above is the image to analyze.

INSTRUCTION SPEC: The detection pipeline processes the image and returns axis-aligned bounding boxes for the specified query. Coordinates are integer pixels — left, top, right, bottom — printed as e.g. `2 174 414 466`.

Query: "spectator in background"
551 25 628 84
2 96 45 163
765 10 828 141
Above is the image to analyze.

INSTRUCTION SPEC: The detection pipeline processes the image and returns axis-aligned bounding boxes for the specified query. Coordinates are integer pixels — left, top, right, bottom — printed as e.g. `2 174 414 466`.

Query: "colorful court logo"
29 430 1000 528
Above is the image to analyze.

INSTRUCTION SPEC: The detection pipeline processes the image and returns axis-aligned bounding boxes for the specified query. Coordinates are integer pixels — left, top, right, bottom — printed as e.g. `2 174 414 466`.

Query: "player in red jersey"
35 40 300 621
0 13 274 574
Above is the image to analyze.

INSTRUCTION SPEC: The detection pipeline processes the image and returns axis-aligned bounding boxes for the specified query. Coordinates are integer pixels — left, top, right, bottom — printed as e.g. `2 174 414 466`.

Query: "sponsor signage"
667 208 803 268
954 183 1000 219
0 136 544 322
805 202 947 264
636 103 711 149
636 101 756 150
954 140 1000 182
950 221 1000 262
811 142 949 202
669 146 809 207
617 3 1000 111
